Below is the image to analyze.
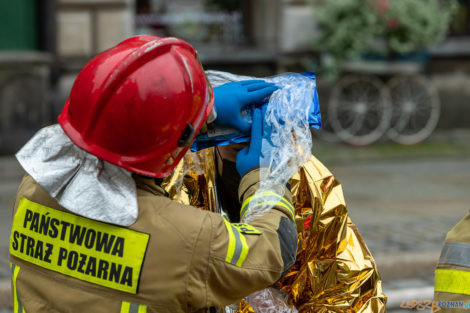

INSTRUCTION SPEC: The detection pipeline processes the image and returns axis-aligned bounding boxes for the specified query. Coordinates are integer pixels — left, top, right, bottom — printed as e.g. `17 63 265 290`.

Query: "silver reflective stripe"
121 301 147 313
129 303 139 313
230 224 243 266
439 241 470 267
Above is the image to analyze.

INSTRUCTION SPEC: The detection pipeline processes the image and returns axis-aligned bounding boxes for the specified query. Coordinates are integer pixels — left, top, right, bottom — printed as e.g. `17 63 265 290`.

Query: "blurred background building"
1 0 469 153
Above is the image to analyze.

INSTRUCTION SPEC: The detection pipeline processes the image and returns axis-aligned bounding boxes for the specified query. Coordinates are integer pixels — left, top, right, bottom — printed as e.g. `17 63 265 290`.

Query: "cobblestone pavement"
331 157 470 255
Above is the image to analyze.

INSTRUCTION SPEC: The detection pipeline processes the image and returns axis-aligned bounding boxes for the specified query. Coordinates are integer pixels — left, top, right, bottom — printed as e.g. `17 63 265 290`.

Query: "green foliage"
312 0 381 60
384 0 458 54
311 0 458 63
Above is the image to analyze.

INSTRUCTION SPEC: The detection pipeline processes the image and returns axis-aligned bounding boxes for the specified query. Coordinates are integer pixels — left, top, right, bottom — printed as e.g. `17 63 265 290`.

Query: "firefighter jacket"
9 169 298 313
434 212 470 312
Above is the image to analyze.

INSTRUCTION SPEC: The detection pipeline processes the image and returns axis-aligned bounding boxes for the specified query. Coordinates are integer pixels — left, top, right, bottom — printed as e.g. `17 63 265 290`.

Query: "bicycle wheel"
328 75 392 146
387 76 440 145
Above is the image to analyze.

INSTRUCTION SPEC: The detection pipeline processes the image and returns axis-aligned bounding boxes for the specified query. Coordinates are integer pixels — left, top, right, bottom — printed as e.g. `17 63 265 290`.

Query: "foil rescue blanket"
162 149 386 313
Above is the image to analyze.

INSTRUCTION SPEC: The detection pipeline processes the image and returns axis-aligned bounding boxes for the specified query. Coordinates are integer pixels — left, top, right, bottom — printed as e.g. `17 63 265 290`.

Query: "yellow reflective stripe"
10 263 25 313
242 199 295 220
241 191 285 210
120 301 131 313
223 219 236 264
222 219 249 267
121 301 147 313
236 230 249 267
435 268 470 295
241 191 295 219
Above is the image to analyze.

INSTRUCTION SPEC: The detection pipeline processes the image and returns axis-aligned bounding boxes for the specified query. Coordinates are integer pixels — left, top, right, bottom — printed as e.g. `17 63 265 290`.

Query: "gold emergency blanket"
163 149 386 313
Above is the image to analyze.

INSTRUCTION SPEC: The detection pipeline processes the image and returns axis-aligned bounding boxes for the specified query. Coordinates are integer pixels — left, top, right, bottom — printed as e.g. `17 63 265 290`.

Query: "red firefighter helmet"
58 36 214 177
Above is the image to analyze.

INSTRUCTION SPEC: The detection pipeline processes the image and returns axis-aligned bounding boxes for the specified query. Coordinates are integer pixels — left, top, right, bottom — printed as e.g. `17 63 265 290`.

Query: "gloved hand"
213 80 278 133
236 107 274 177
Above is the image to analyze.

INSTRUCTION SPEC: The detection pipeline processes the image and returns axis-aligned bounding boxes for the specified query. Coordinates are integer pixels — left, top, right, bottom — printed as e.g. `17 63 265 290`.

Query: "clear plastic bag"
197 70 321 222
191 71 321 152
246 287 298 313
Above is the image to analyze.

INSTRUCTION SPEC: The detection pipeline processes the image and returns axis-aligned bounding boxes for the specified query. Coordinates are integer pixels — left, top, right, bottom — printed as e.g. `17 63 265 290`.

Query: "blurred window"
135 0 244 46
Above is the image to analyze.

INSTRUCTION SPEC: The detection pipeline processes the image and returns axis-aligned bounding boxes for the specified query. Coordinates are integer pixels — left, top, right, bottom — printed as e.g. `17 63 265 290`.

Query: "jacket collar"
133 175 169 197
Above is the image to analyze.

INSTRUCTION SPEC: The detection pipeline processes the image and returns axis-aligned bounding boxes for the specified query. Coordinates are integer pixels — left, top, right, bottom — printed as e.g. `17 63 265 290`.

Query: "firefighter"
10 36 298 313
434 213 470 312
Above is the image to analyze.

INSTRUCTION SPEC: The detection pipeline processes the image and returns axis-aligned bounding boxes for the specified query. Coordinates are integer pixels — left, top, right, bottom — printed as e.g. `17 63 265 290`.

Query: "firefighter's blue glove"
236 107 274 177
213 80 278 133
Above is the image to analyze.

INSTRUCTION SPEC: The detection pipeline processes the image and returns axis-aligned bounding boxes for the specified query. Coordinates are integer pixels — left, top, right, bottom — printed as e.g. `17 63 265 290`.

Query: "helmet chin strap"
206 106 217 124
177 123 195 147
